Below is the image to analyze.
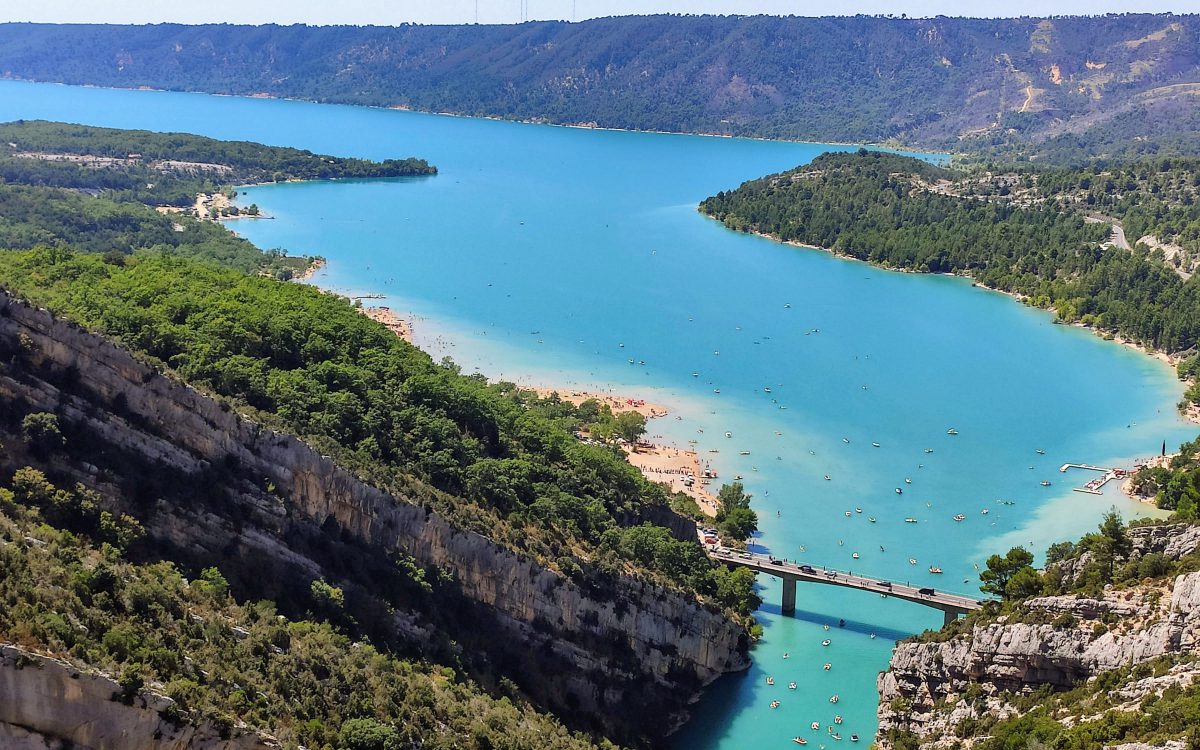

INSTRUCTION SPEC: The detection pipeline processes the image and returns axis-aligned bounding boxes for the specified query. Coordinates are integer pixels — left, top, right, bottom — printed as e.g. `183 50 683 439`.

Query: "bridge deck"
710 549 983 615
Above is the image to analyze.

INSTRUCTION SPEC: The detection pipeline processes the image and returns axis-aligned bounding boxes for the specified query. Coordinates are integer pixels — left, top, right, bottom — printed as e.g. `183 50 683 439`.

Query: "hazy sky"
0 0 1191 26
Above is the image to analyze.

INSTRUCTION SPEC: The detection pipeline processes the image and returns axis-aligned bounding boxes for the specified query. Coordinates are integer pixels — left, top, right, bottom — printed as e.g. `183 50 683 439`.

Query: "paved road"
709 548 984 615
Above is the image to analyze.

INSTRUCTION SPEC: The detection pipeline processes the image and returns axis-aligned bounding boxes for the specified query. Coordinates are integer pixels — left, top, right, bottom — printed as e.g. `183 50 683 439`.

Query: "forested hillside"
0 467 603 750
0 16 1198 159
0 124 756 747
700 150 1200 358
0 120 434 207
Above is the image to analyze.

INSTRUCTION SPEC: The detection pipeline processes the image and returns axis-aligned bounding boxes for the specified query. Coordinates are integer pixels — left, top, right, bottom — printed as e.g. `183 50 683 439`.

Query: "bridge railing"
709 550 985 605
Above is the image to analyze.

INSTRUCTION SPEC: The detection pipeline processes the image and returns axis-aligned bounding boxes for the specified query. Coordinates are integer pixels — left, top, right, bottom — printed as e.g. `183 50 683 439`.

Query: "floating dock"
1059 463 1128 495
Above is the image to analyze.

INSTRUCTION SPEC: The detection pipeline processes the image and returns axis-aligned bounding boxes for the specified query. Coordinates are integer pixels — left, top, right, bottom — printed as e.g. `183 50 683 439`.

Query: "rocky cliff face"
0 645 275 750
0 291 749 744
875 524 1200 749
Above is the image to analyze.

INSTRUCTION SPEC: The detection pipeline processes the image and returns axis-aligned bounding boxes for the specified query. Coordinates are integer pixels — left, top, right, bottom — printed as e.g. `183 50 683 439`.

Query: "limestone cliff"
0 290 749 744
0 644 275 750
875 524 1200 749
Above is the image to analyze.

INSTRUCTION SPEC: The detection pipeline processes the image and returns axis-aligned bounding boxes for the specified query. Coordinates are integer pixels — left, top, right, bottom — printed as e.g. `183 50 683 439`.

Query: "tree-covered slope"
0 466 607 750
0 16 1197 156
700 150 1200 355
0 119 435 207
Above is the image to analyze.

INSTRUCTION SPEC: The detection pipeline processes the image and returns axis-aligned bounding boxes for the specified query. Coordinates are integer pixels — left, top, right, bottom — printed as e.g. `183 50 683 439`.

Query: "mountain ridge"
1 15 1198 159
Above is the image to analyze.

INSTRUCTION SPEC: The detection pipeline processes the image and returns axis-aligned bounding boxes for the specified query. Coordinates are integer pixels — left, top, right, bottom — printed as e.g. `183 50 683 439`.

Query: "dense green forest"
0 249 756 617
700 150 1200 357
0 16 1197 158
0 123 756 615
0 120 435 207
0 119 440 277
0 182 298 274
0 464 610 750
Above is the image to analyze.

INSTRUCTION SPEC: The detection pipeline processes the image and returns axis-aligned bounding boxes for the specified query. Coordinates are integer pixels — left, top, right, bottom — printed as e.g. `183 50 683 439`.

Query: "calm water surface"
1 80 1193 748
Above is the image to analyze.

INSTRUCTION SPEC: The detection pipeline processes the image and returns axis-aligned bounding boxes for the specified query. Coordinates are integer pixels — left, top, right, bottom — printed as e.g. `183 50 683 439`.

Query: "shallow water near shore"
1 79 1194 748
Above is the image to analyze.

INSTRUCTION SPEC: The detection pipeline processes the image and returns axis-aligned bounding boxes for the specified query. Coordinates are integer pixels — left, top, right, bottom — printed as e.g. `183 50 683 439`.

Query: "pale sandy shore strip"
623 443 721 517
345 320 719 515
293 257 326 282
362 306 414 344
528 387 668 419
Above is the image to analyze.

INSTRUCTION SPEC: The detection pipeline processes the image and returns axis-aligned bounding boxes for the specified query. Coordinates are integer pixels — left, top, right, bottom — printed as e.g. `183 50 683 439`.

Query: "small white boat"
924 448 934 454
725 431 732 438
904 518 918 523
929 566 943 574
824 475 832 481
855 507 863 514
842 437 850 444
868 516 876 523
1036 449 1046 455
909 558 917 564
904 478 912 484
845 511 853 517
740 450 751 456
852 552 860 559
872 442 881 448
1041 480 1052 487
811 722 821 731
895 487 903 495
953 514 966 522
947 428 959 435
830 694 839 703
788 682 797 690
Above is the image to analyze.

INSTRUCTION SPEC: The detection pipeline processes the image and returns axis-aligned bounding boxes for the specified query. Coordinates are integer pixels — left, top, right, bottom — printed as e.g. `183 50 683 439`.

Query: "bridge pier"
943 610 960 627
782 577 796 616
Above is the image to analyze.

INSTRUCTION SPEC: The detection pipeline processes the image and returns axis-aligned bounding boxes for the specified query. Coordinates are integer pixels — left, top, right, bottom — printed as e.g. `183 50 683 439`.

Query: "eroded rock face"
1049 524 1200 588
0 644 274 750
0 292 749 743
876 568 1200 749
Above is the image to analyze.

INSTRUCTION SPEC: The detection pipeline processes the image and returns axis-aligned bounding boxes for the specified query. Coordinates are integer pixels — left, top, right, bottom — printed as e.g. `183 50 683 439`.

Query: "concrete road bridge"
710 549 985 626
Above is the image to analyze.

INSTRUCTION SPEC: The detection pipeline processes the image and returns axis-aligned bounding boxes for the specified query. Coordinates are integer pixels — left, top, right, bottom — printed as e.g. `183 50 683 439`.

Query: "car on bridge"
918 587 936 595
875 580 892 590
799 564 815 574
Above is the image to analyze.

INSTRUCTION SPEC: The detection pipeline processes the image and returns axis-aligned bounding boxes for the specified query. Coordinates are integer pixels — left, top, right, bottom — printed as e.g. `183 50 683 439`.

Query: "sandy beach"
362 306 414 344
292 257 327 283
528 387 668 419
623 443 721 516
346 317 718 515
527 387 718 514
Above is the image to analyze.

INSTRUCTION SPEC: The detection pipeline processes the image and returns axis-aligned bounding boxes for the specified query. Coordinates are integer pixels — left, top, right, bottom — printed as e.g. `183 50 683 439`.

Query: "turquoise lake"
1 79 1195 748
